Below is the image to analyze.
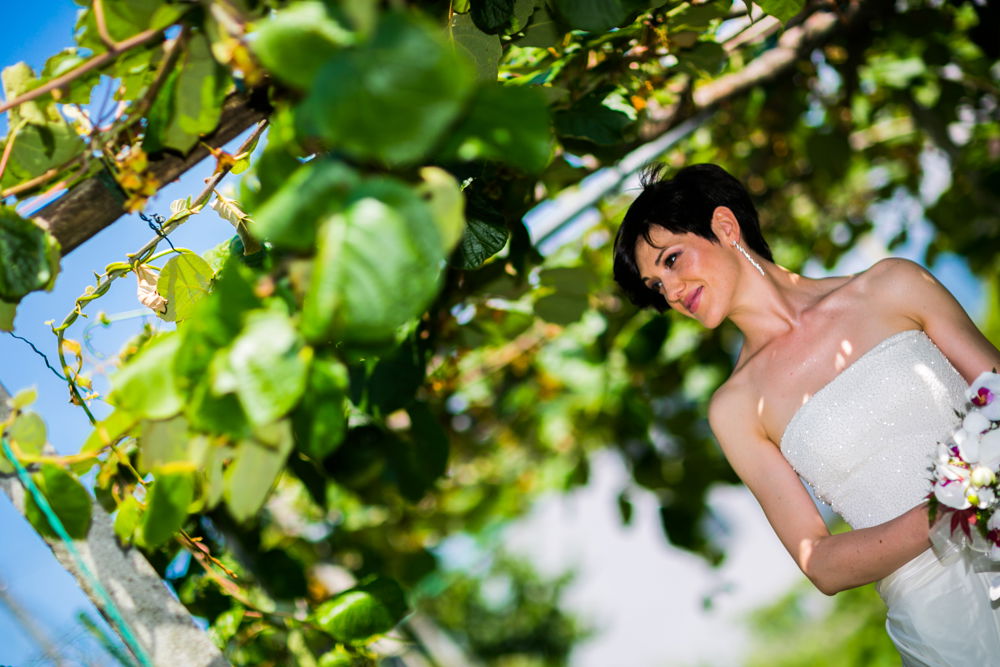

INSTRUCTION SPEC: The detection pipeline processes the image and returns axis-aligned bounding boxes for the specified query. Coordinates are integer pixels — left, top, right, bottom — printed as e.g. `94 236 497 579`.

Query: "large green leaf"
139 416 190 471
0 208 60 301
756 0 805 23
554 93 634 146
301 178 445 344
144 33 229 153
441 83 552 173
292 357 349 460
253 159 359 251
549 0 655 32
139 464 196 549
449 12 502 82
470 0 515 34
452 190 509 269
159 253 214 322
298 11 475 165
110 332 185 420
7 411 46 456
228 310 310 427
314 577 409 643
223 421 294 523
24 464 92 540
251 1 353 90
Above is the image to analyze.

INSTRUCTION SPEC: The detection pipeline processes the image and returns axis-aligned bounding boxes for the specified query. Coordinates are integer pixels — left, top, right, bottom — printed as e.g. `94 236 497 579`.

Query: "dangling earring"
732 240 765 277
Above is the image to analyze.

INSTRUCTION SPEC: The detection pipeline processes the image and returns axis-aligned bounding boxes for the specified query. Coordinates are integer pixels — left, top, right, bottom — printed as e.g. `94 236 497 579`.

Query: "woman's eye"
652 281 663 291
665 253 679 268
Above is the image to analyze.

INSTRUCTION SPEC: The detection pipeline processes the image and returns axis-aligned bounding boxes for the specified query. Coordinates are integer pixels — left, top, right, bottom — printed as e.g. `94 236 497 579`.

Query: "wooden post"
0 383 230 666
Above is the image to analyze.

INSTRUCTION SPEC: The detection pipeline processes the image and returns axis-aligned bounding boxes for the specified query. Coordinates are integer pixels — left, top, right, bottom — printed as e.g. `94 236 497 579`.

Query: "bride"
612 163 1000 664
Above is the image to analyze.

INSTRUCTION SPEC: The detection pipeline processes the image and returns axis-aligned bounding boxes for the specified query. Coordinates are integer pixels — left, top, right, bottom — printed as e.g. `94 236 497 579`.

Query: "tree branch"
0 27 164 115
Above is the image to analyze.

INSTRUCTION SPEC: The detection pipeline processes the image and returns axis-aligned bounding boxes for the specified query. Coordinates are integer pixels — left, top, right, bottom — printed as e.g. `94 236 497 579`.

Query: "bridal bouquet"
928 371 1000 575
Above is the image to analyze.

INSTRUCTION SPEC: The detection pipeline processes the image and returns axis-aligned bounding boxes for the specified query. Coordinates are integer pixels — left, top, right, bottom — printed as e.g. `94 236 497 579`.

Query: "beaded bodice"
779 329 968 529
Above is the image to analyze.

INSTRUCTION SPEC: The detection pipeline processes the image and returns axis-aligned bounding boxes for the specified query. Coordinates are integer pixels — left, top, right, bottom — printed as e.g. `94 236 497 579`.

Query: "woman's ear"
711 206 740 244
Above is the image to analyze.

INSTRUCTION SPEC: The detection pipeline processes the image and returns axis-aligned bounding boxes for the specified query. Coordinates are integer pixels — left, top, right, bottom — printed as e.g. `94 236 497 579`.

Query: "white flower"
937 442 953 464
964 411 991 435
972 487 997 509
971 465 997 487
955 428 982 463
968 372 1000 421
980 430 1000 471
936 480 971 509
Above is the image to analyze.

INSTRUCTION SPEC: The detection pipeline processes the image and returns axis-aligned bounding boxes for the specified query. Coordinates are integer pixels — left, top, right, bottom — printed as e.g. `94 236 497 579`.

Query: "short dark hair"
612 163 773 312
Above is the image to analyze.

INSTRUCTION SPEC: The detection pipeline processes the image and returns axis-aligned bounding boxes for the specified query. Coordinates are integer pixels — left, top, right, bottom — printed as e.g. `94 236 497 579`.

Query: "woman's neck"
726 263 832 353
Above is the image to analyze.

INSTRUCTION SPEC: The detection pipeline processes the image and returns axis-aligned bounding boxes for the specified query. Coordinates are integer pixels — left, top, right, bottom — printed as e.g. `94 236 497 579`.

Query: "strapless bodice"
780 329 968 529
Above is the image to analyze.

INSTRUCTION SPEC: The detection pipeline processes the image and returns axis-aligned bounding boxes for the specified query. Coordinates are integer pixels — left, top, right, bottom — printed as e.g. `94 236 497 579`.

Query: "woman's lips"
685 286 702 313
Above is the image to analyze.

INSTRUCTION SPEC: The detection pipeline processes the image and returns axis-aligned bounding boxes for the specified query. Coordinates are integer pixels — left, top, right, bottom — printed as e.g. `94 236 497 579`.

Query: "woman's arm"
708 385 931 595
878 258 1000 380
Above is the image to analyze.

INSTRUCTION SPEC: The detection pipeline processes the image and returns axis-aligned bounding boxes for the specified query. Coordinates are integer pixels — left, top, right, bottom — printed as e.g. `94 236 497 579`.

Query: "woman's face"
633 224 736 328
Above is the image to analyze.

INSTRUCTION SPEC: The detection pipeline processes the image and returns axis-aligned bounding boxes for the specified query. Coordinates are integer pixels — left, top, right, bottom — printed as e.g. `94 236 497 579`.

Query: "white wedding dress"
780 329 1000 665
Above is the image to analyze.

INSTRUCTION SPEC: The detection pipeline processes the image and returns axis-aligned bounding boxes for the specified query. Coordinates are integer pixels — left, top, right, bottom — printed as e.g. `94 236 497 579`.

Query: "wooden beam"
33 92 269 256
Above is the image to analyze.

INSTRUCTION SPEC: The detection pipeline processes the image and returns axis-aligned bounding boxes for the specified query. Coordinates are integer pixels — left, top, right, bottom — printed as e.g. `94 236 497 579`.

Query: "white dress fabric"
780 329 1000 665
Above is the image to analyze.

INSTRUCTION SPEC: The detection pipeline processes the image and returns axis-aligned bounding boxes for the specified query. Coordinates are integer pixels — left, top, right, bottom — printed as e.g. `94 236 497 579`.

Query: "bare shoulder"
856 257 935 293
709 373 763 445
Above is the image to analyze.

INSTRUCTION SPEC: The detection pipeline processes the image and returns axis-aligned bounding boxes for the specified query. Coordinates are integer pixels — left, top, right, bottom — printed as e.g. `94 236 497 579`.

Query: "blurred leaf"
253 159 359 251
756 0 805 23
314 577 409 643
301 178 445 344
224 421 294 523
139 464 196 549
139 416 190 471
292 357 349 460
416 167 466 255
8 411 46 456
251 1 353 89
441 83 553 172
229 310 310 427
113 494 142 546
0 208 60 301
25 464 92 540
298 12 475 165
0 300 14 331
111 333 185 420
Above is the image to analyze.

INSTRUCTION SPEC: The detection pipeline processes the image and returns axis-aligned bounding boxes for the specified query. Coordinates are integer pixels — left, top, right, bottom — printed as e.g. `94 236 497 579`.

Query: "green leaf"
159 253 214 322
317 648 354 667
298 12 475 165
113 494 142 546
470 0 515 34
10 387 37 410
0 299 14 331
554 93 634 146
666 1 730 32
314 577 409 643
519 6 561 48
111 333 185 420
229 310 310 427
252 1 353 90
209 607 245 646
449 12 502 82
253 159 359 251
680 41 727 78
139 464 196 549
24 464 92 540
8 411 46 456
392 402 450 500
301 178 445 344
549 0 635 32
292 358 349 460
224 421 294 523
441 83 552 172
533 266 593 325
756 0 805 23
416 167 466 255
139 416 190 471
80 409 137 456
452 190 510 269
0 208 60 301
144 34 229 153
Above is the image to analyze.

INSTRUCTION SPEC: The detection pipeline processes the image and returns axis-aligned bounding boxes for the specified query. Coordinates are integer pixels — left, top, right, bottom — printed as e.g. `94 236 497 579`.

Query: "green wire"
1 437 153 667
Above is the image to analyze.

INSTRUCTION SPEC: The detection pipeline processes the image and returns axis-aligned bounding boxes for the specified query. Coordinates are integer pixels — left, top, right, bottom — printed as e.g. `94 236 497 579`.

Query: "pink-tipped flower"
968 372 1000 421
